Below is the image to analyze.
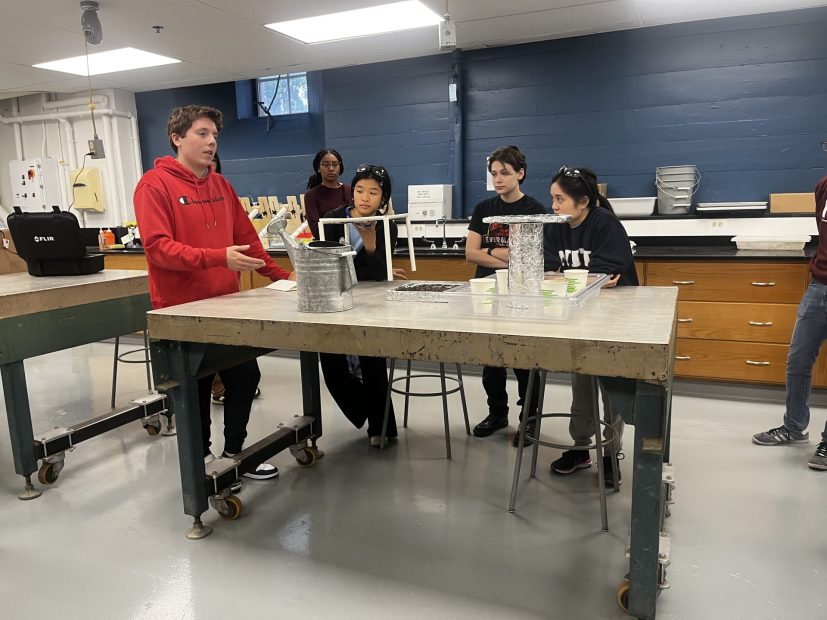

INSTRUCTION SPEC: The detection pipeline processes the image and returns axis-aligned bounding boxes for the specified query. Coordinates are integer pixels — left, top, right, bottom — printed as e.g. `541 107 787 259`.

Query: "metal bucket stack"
656 165 700 215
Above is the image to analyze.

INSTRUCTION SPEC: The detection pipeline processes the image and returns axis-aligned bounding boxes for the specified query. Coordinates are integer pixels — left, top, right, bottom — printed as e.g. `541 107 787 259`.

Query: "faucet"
437 216 448 249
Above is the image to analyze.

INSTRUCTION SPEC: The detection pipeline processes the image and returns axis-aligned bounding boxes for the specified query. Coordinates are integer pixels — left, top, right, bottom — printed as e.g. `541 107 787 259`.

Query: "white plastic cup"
563 269 589 294
495 269 509 295
541 278 568 298
469 277 495 314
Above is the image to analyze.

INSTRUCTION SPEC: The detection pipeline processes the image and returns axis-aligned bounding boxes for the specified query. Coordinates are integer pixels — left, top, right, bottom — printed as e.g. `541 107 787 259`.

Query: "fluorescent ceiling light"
266 1 442 44
33 47 180 76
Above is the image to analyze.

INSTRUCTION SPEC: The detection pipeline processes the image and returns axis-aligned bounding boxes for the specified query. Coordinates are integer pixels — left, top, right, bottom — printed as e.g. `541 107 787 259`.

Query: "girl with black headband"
543 165 638 488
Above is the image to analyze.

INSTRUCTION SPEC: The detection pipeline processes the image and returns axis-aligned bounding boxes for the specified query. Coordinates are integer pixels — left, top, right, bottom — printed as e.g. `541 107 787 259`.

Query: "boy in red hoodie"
134 105 292 480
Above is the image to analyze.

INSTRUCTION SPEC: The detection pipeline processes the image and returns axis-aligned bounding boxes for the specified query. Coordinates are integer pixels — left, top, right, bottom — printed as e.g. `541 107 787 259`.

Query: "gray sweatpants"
569 373 624 454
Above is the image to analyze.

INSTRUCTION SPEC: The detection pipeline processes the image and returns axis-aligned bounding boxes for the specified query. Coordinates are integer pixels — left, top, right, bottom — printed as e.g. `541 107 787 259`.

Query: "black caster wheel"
219 495 242 520
37 462 60 485
295 447 317 468
145 423 162 436
616 579 631 614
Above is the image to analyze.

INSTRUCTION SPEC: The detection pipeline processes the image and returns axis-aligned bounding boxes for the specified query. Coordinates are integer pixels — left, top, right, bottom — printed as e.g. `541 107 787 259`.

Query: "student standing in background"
465 145 544 446
304 148 352 239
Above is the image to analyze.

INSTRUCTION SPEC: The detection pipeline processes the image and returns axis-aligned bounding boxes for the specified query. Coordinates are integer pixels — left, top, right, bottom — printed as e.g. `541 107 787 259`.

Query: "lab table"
0 270 158 498
148 281 677 619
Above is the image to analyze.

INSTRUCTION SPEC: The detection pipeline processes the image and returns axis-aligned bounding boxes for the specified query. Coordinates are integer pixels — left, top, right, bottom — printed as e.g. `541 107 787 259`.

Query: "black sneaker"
550 450 592 475
752 425 809 445
472 415 508 437
512 420 537 447
602 454 622 488
808 442 827 470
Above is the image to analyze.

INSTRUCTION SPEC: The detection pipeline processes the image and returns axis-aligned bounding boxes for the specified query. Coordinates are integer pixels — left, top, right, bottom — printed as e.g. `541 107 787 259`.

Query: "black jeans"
481 366 541 421
197 359 261 456
320 353 397 437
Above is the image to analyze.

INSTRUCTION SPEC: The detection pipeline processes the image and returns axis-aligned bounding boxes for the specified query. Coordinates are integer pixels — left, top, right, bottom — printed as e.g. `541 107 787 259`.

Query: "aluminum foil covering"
386 281 462 303
482 214 571 224
508 222 544 295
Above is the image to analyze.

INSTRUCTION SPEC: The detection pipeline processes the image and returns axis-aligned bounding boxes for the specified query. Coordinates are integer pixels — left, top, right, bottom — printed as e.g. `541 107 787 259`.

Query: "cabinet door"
647 262 807 303
676 301 797 343
674 338 788 384
392 256 476 281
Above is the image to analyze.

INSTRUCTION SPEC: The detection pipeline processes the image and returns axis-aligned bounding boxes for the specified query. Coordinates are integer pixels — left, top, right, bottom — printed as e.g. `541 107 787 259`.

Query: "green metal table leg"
1 360 41 500
628 382 667 620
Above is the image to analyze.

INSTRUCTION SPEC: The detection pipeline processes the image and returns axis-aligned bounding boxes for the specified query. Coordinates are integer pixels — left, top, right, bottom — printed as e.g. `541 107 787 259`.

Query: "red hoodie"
134 156 290 309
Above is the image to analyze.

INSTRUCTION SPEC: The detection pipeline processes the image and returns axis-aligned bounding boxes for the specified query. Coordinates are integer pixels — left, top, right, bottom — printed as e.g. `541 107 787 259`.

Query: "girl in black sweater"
543 166 637 487
319 164 405 447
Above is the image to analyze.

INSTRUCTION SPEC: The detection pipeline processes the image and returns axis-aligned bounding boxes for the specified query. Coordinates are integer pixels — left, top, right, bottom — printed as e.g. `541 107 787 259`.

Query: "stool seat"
380 360 470 458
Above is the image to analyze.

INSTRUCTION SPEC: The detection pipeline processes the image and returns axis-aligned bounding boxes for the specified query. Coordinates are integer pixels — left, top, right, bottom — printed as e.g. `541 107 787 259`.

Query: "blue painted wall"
134 7 827 216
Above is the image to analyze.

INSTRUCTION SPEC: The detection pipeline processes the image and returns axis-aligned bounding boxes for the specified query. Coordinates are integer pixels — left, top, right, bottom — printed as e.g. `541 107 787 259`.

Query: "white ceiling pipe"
43 95 109 111
109 110 144 194
9 98 24 160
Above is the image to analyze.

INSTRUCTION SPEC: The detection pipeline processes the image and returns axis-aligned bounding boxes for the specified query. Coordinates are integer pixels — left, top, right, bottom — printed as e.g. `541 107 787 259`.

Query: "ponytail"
306 173 322 190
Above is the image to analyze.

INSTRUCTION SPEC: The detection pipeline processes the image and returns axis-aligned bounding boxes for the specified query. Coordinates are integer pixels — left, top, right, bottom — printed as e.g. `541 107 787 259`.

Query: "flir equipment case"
7 206 104 276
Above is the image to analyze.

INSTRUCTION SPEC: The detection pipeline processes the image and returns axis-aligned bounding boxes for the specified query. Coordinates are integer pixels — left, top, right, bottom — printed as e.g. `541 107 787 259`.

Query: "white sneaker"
222 451 279 480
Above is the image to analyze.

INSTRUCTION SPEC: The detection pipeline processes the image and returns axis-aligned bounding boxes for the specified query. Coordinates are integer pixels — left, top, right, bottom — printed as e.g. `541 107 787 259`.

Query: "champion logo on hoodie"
178 195 226 206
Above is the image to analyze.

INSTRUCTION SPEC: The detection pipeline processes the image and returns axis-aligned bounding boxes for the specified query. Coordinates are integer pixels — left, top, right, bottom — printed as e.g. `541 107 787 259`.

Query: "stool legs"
110 336 120 409
591 375 609 532
509 368 538 512
142 329 153 393
455 364 470 435
439 363 452 459
529 371 548 478
403 360 412 428
379 358 396 450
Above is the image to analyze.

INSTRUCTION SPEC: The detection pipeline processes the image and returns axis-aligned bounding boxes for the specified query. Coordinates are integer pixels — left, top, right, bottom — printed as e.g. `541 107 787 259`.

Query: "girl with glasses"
319 164 405 447
304 148 352 239
543 165 638 488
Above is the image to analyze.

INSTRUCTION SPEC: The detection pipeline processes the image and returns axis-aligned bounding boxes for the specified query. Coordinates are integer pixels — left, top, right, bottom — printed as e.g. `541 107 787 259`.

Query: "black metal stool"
111 330 153 408
379 359 470 458
509 370 619 531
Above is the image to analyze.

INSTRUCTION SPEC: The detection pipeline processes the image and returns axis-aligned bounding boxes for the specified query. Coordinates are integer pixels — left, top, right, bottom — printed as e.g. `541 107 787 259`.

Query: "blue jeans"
784 281 827 441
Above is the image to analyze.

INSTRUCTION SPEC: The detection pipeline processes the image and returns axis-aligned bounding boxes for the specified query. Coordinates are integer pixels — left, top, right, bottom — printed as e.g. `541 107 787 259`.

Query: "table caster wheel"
37 462 60 485
616 579 631 614
218 495 242 520
145 422 162 436
295 446 316 468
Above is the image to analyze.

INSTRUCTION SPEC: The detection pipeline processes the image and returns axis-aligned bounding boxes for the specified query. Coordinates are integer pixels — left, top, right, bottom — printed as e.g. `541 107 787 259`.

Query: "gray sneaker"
752 425 809 446
808 442 827 470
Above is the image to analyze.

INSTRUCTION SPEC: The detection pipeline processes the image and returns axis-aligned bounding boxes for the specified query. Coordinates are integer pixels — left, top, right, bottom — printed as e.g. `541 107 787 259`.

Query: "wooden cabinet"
643 259 826 386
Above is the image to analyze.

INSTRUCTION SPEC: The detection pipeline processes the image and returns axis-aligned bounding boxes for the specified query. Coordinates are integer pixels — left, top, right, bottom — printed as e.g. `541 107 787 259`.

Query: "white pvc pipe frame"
317 213 417 281
0 95 143 223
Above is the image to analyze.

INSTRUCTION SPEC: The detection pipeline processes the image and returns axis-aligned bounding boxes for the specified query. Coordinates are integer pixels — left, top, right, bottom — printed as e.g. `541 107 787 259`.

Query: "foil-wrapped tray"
386 281 463 303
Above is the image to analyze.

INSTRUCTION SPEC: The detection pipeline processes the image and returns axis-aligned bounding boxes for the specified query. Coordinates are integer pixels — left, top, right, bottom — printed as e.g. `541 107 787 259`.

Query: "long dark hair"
306 148 344 190
551 166 614 213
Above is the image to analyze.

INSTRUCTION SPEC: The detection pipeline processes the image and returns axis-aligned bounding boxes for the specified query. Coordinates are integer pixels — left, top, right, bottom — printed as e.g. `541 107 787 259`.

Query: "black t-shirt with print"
468 194 546 277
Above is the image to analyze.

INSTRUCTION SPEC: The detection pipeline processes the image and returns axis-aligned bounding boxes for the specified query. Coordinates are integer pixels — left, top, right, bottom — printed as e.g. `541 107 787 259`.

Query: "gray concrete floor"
0 343 825 619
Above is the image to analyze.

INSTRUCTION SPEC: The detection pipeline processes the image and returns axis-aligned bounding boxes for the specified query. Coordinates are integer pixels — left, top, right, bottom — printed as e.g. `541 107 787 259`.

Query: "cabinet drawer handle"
677 318 693 323
751 282 776 287
672 280 695 285
748 321 774 327
745 360 770 366
675 355 691 360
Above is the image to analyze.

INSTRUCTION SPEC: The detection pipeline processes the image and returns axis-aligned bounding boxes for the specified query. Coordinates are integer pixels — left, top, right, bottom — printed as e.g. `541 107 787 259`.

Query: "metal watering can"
266 213 358 312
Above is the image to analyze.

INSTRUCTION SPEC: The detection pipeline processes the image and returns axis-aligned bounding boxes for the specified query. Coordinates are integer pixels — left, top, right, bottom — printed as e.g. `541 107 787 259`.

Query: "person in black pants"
465 146 544 446
319 164 406 447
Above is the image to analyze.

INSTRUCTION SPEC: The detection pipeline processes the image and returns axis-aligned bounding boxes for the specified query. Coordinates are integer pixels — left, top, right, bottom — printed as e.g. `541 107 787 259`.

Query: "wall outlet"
707 219 727 233
88 138 106 159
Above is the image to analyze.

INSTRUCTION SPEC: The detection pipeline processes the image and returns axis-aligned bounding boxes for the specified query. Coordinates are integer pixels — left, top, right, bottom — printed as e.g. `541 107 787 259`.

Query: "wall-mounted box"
70 167 105 212
407 184 452 221
9 157 62 212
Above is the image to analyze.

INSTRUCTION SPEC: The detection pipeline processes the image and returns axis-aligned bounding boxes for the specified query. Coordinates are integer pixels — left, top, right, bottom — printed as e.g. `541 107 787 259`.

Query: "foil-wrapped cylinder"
507 222 544 295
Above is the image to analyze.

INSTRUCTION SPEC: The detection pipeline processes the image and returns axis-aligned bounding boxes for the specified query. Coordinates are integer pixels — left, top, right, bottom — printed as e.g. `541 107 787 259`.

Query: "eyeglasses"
558 165 582 178
319 161 340 169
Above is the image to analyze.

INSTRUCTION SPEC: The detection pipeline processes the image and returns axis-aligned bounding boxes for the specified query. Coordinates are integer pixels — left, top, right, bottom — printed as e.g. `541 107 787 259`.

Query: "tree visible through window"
257 73 308 116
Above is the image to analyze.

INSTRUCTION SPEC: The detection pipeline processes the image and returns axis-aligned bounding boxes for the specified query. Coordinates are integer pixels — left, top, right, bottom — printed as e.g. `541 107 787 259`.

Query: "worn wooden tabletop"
0 270 148 319
148 282 678 382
